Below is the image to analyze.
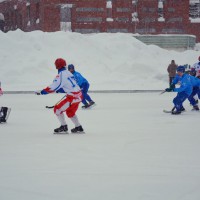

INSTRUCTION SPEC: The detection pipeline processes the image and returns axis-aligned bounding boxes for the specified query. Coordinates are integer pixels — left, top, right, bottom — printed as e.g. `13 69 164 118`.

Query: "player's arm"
35 74 62 95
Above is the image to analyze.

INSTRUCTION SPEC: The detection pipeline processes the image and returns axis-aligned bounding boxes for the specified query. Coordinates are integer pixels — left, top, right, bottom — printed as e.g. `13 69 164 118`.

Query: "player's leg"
53 98 71 133
66 103 84 133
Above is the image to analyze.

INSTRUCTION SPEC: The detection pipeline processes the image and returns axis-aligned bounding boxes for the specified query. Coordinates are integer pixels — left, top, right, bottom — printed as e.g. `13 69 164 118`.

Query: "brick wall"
0 0 199 42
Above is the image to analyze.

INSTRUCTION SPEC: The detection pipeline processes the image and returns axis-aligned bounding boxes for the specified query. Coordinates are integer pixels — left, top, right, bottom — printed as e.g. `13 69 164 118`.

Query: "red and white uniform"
41 68 82 122
191 62 200 77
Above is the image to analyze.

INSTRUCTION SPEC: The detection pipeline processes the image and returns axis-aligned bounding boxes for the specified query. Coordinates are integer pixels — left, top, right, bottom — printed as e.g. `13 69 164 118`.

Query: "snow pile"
0 29 199 91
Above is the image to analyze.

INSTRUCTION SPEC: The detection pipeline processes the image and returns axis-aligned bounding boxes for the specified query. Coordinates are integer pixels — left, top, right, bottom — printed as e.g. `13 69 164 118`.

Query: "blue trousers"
173 92 190 111
188 86 200 106
81 82 93 105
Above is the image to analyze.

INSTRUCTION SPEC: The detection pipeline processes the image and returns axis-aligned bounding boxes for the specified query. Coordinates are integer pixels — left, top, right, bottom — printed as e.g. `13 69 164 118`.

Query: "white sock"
70 115 81 127
57 113 67 126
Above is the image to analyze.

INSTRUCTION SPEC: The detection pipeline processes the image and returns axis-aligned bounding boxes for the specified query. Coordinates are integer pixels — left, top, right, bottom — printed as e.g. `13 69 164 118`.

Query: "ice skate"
180 107 185 112
0 107 11 123
0 117 6 123
82 103 90 109
54 125 68 134
89 101 96 108
171 110 181 115
71 125 85 133
192 105 199 111
89 101 95 106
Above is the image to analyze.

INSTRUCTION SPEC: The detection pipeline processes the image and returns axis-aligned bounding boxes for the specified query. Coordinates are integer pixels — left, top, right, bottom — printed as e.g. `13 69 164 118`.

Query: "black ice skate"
71 125 85 133
54 125 68 134
89 101 95 106
0 117 6 123
192 105 199 111
82 103 90 109
171 110 181 115
0 107 11 123
180 107 185 112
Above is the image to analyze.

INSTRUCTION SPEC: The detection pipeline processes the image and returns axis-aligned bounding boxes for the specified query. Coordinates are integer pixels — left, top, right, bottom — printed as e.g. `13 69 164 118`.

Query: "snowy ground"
0 93 200 200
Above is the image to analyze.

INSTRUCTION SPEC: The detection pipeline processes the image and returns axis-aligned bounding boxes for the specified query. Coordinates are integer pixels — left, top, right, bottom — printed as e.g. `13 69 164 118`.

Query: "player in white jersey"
35 58 84 134
191 56 200 78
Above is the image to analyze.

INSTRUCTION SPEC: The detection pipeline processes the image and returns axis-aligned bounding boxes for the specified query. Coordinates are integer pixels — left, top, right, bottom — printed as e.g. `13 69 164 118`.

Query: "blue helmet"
68 64 75 71
177 65 185 73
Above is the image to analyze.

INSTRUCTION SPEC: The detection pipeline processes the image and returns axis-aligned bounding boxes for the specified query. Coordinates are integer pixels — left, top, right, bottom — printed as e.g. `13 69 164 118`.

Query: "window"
168 8 175 12
162 28 184 33
143 18 156 23
27 4 31 24
167 17 183 22
136 28 156 33
142 7 156 13
116 8 130 12
74 28 100 33
158 7 163 17
76 17 102 22
189 1 200 18
35 2 39 22
107 28 128 33
76 8 104 12
115 17 129 22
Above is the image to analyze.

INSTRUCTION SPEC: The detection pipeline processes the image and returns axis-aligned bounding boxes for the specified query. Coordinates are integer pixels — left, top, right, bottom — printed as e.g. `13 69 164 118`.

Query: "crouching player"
165 66 192 115
35 58 84 133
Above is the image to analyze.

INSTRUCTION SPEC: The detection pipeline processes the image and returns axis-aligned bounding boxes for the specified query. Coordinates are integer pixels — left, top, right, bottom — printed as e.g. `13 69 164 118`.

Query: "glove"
165 88 172 92
35 91 41 95
170 84 175 90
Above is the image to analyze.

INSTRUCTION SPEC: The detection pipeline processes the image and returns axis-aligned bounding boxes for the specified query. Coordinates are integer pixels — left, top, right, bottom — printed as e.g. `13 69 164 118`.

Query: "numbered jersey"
42 68 81 95
191 62 200 77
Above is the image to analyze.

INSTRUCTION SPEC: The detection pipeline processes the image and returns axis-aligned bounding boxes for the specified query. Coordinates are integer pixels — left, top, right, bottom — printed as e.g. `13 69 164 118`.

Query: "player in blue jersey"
187 68 200 110
165 66 193 114
68 64 95 108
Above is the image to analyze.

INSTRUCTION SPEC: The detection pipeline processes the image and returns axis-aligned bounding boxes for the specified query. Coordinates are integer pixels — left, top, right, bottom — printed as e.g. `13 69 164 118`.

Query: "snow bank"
0 29 199 91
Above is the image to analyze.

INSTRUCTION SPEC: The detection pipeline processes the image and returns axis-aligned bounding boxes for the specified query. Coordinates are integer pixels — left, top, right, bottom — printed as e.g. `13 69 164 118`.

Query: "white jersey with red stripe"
41 68 81 95
191 62 200 77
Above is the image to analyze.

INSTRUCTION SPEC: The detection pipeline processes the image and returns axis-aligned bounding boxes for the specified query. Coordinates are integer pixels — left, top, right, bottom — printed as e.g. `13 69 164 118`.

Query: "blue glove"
165 88 173 92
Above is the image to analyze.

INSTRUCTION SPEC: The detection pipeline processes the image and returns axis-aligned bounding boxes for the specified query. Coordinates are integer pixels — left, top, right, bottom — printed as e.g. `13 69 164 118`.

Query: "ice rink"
0 93 200 200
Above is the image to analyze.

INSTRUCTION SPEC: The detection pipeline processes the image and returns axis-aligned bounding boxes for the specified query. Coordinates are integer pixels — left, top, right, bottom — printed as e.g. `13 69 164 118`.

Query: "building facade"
0 0 200 42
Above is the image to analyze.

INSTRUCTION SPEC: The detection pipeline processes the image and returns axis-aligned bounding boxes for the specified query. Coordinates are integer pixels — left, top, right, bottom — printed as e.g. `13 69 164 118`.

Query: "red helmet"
55 58 66 69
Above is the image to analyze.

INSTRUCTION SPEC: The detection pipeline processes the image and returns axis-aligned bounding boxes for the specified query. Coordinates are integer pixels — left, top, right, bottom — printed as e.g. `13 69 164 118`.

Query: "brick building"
0 0 200 42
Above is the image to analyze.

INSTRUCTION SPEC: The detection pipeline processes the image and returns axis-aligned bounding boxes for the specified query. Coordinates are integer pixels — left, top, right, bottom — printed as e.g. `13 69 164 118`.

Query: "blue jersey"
188 75 200 87
72 71 88 88
172 74 192 95
173 74 200 87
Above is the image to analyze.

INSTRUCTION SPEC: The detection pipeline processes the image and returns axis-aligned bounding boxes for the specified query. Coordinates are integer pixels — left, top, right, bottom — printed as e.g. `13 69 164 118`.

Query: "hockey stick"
163 106 175 113
160 90 166 95
46 95 66 109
